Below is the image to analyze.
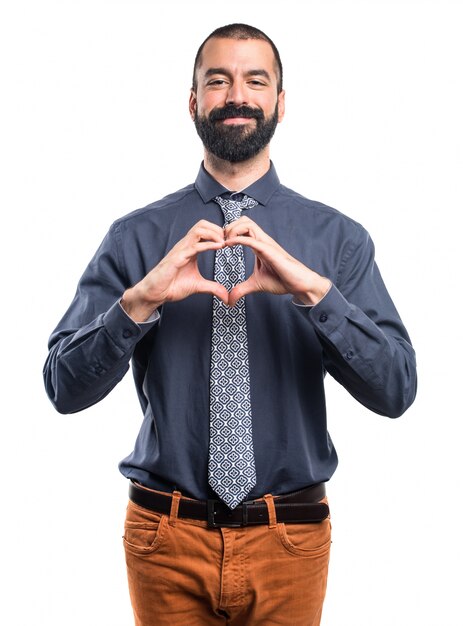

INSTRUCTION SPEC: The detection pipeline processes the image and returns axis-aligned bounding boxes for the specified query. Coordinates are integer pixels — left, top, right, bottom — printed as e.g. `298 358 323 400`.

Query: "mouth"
220 117 255 125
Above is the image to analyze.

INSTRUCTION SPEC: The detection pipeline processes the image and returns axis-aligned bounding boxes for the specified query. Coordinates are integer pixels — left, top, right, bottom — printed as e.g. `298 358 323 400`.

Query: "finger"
190 221 225 239
224 217 278 244
195 279 229 305
224 219 262 240
228 277 259 307
224 235 267 255
189 226 225 244
192 241 225 253
174 239 224 263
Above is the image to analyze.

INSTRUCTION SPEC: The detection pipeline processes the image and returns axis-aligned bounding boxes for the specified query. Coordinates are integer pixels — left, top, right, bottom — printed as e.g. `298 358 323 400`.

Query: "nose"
225 81 248 107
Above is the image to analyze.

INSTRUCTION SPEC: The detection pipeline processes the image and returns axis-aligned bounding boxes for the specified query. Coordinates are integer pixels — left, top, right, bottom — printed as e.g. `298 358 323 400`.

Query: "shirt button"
345 350 354 360
122 329 133 338
319 312 328 323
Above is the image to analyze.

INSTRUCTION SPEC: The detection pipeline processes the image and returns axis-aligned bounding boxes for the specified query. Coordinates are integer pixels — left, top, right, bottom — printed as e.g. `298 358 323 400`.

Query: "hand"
223 216 331 307
122 220 228 322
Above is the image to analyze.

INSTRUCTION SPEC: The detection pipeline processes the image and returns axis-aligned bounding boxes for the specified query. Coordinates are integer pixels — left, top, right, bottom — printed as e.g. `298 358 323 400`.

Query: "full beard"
194 104 279 163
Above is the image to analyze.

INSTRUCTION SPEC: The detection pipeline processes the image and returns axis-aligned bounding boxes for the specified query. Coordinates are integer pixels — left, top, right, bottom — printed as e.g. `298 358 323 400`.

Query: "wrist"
121 285 164 323
294 276 332 306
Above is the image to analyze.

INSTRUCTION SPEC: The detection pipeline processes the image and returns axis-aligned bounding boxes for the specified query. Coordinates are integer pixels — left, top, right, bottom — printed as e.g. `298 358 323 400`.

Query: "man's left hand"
224 216 331 307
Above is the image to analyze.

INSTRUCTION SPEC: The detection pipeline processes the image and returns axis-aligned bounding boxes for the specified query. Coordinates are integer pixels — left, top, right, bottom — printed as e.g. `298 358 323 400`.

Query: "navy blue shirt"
44 163 417 500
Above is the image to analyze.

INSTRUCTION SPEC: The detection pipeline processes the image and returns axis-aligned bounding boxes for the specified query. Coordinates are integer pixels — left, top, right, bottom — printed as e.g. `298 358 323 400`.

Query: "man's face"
190 37 285 163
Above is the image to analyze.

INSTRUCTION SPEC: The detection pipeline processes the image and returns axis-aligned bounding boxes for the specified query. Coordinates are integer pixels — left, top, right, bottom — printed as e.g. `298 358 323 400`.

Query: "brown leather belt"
129 481 329 528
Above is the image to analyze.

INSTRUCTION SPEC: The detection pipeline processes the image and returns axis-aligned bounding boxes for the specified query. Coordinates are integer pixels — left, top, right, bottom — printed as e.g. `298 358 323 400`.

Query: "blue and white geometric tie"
208 193 258 509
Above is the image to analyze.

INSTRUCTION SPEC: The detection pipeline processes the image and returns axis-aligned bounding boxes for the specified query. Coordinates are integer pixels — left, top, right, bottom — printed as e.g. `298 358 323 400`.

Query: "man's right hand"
121 220 228 322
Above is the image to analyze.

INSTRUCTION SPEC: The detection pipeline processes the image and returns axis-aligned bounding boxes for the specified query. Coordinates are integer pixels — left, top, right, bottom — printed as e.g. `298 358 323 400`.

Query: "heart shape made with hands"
200 238 287 308
157 216 328 311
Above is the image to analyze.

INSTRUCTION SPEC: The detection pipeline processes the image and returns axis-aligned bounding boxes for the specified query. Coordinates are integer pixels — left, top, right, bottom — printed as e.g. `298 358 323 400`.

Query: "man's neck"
203 149 271 191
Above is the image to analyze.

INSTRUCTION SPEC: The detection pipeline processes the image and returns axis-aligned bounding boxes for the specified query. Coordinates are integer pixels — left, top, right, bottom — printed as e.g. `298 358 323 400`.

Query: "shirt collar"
195 161 280 206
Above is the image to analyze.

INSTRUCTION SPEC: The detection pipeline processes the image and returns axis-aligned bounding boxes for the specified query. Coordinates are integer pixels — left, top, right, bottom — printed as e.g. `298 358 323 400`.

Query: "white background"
1 1 462 624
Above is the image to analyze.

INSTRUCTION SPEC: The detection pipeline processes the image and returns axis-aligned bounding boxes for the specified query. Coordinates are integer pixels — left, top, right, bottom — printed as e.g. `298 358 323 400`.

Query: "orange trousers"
123 490 331 626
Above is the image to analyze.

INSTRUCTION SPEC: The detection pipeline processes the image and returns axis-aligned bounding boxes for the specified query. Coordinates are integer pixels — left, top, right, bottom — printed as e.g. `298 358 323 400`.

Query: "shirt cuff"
101 300 160 352
117 300 160 325
292 284 351 335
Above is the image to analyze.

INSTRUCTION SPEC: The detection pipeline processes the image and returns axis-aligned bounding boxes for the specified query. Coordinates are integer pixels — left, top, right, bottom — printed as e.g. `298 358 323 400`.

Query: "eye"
248 79 266 88
207 79 228 86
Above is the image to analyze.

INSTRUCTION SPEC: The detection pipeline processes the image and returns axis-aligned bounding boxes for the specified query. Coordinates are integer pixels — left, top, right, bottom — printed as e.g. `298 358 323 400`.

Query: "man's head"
190 24 285 163
192 24 283 94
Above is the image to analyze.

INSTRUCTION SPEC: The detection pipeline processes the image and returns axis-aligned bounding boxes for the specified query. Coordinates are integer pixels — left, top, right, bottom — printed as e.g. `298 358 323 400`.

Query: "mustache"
208 105 265 123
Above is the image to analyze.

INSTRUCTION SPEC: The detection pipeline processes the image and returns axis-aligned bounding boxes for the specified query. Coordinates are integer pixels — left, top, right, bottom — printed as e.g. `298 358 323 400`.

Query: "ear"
277 90 286 123
189 90 197 121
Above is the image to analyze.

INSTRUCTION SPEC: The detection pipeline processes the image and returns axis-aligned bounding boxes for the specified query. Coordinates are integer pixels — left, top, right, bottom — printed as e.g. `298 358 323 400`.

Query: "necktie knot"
214 194 258 225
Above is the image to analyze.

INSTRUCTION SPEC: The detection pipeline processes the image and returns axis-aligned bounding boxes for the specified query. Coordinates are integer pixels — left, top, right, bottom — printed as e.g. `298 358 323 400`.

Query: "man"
44 23 417 626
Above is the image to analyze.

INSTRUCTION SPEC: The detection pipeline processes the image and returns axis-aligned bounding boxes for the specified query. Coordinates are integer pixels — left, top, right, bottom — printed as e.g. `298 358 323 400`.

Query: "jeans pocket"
276 518 332 558
123 501 168 555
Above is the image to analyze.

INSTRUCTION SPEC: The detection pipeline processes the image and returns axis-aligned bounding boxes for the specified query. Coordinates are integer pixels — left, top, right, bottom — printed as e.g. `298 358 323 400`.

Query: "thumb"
196 278 229 305
228 277 258 307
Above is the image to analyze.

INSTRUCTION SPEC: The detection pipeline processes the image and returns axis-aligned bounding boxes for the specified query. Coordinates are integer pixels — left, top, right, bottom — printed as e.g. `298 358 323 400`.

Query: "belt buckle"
207 499 248 528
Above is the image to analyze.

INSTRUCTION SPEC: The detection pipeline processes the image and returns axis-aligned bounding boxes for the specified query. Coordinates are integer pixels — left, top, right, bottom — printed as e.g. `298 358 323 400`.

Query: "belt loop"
263 494 277 528
169 491 182 527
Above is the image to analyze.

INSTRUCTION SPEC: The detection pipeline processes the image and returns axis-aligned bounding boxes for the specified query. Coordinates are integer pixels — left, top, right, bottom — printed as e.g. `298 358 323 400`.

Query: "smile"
220 117 255 125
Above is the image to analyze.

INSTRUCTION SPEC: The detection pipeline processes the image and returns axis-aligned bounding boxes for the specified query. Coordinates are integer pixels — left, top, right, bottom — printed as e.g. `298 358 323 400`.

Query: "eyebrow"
204 67 271 82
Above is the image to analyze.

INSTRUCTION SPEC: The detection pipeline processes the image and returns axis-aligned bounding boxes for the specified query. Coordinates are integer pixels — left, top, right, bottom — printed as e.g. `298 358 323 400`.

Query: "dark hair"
192 23 283 93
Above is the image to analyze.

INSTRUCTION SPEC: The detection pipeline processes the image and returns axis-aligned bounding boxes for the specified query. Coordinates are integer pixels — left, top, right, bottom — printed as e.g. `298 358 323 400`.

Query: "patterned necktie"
208 193 258 509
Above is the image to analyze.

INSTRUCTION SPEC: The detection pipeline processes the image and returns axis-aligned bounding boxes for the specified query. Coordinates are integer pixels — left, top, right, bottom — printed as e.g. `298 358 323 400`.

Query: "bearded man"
44 23 416 626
